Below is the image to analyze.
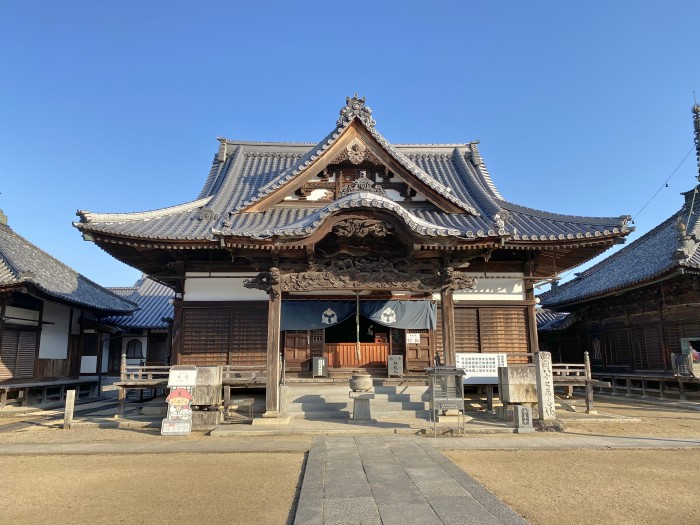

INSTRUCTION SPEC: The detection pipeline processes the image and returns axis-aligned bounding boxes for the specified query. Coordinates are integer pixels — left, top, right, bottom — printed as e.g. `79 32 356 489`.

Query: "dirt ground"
445 397 700 525
0 452 304 525
445 449 700 525
1 396 700 524
558 396 700 438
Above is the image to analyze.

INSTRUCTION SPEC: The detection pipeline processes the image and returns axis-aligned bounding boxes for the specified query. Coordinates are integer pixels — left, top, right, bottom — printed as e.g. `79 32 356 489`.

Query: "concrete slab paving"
293 435 529 525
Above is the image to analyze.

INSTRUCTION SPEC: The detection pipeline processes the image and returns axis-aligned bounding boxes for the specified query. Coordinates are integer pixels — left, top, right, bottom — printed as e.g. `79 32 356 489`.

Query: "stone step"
285 393 430 404
286 409 431 420
286 402 430 414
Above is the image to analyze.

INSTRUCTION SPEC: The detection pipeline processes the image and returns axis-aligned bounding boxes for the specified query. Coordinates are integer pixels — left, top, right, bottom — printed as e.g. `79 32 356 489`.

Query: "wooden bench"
0 377 99 409
222 392 255 422
221 365 267 387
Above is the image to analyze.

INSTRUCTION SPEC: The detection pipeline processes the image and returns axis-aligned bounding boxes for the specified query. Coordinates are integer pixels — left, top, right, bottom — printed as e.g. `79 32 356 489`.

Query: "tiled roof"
536 308 573 332
0 223 136 314
540 187 700 308
75 97 630 246
105 276 174 329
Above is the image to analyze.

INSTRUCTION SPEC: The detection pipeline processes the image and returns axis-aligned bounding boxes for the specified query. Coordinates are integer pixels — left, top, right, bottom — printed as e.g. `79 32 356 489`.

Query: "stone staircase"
281 381 431 420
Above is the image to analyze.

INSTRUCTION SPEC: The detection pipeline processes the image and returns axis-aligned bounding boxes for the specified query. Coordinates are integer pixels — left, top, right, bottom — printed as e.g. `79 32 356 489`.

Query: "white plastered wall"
432 273 525 302
38 301 71 359
184 272 269 301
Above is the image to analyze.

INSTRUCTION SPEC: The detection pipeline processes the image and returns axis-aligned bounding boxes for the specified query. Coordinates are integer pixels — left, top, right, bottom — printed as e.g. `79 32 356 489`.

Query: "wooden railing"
121 365 171 382
552 363 587 379
221 365 267 386
326 343 389 368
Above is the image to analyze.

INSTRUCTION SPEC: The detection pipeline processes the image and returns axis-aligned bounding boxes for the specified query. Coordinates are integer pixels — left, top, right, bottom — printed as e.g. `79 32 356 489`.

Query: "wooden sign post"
63 389 76 430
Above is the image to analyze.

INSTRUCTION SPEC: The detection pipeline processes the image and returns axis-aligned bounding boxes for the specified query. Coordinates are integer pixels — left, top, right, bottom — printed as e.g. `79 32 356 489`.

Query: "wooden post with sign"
63 389 76 430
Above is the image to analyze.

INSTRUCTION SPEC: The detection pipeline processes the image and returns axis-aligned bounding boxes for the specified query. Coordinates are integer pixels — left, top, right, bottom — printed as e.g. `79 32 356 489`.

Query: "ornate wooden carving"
243 267 281 298
331 139 381 165
441 267 477 291
281 257 434 292
338 171 387 197
243 260 477 293
332 218 393 238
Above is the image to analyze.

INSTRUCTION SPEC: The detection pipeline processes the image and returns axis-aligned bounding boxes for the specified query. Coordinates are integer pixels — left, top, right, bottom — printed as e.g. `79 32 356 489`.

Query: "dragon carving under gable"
244 258 476 294
332 218 393 238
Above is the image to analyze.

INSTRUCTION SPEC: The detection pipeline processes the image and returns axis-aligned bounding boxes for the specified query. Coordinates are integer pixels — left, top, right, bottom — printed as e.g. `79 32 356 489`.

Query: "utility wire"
631 143 695 221
538 143 697 289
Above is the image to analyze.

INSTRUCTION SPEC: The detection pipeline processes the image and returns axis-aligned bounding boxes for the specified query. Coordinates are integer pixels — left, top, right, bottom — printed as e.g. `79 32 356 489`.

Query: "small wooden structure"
0 377 99 409
112 353 169 417
0 211 136 392
552 352 609 413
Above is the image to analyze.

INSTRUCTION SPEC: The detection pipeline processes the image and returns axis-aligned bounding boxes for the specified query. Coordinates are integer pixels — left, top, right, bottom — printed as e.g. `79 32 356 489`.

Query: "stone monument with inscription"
534 351 560 430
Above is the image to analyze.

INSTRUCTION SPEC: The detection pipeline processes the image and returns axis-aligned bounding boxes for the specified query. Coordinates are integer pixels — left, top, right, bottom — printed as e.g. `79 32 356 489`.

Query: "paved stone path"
293 435 528 525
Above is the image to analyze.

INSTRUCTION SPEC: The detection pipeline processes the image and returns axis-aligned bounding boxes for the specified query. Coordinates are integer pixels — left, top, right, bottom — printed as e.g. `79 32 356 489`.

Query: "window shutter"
0 329 37 380
479 308 528 355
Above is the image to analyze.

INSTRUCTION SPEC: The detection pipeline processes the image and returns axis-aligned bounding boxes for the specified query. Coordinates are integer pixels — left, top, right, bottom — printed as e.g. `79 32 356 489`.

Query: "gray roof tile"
541 189 700 308
76 97 630 245
0 224 136 314
106 276 174 329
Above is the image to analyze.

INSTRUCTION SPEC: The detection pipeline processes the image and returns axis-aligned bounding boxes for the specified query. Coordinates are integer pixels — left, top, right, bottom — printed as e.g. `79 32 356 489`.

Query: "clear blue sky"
1 1 698 288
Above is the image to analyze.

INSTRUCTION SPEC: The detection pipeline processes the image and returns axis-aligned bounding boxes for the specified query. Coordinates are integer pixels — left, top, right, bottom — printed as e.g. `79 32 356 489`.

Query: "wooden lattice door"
284 331 311 371
405 329 432 370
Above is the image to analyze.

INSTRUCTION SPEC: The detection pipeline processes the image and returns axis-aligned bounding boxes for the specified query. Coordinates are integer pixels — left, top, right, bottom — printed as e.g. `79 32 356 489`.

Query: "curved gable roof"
75 95 631 253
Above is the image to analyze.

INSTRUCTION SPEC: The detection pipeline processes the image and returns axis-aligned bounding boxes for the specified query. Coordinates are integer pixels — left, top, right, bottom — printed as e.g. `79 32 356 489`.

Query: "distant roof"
0 223 136 314
541 186 700 308
536 308 574 332
105 276 174 330
75 96 630 248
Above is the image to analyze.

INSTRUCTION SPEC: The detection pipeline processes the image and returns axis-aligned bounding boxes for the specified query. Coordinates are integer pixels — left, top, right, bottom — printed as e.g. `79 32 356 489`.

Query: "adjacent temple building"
540 104 700 378
74 95 631 416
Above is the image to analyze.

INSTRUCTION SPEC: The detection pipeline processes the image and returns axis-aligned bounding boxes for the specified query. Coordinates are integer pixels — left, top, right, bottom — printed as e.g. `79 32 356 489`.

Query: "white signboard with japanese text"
455 353 507 385
167 365 198 388
406 333 421 345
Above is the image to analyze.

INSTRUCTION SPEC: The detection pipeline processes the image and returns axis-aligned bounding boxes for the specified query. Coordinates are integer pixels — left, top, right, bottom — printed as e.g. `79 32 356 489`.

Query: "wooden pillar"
440 286 456 367
525 282 540 354
264 280 282 416
171 301 183 365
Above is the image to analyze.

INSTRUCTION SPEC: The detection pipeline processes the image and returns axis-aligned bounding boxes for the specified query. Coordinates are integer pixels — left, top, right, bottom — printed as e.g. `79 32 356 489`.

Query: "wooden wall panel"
35 358 69 379
480 308 528 361
438 305 526 362
179 303 268 367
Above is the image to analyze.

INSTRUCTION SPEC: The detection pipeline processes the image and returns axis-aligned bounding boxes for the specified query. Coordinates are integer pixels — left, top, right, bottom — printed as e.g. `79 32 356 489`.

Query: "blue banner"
361 300 436 330
281 301 355 331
